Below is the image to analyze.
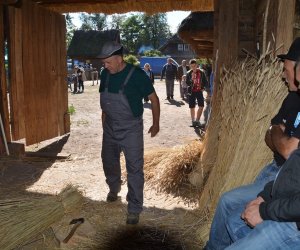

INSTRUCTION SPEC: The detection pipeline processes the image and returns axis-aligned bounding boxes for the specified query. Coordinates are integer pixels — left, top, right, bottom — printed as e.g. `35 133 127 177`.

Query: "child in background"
181 75 187 100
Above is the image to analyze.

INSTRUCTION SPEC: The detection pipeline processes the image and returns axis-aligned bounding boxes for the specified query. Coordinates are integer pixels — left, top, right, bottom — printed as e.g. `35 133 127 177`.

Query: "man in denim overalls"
98 41 160 224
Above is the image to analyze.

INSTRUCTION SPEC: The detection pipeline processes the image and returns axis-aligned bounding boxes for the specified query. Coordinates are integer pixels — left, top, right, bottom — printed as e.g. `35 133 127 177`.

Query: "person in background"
77 65 85 93
161 58 178 100
203 65 214 127
72 65 79 94
98 41 160 225
186 59 208 128
204 37 300 250
143 63 155 103
181 75 188 100
177 60 190 99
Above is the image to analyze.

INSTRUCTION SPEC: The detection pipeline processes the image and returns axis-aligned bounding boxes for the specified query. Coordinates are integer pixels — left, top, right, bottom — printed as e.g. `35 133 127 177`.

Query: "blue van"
139 57 178 76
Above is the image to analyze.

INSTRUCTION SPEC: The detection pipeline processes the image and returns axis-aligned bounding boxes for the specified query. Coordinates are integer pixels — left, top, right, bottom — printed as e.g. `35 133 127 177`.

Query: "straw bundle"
142 140 203 195
45 0 213 15
0 185 84 250
191 55 286 240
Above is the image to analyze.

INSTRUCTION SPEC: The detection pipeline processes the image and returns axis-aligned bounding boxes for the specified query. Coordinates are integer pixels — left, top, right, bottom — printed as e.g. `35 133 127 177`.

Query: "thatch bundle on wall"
0 185 83 250
33 0 214 14
189 55 287 239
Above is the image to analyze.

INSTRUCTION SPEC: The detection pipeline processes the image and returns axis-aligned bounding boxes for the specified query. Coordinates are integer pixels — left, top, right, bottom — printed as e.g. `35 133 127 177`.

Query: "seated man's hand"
241 197 264 228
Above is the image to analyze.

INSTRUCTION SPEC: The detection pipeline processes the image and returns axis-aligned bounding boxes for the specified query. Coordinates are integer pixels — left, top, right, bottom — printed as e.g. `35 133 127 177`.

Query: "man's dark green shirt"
99 64 155 117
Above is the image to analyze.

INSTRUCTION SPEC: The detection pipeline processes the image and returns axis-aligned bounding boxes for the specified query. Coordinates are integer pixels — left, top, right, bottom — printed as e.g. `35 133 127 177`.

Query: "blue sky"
70 11 190 33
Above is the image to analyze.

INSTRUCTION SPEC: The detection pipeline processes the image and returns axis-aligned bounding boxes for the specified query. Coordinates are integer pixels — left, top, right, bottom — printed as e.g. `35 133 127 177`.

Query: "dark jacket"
177 65 190 81
144 69 154 84
161 63 177 80
186 68 209 94
258 148 300 229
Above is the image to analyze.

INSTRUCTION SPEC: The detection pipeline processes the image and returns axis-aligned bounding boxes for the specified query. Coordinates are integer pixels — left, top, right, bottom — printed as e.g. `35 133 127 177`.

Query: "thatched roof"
31 0 214 14
67 29 120 59
178 11 214 58
158 34 183 51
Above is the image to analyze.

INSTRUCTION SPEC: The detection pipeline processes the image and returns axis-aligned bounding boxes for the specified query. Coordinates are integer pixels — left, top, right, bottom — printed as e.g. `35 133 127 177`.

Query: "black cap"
277 37 300 61
97 41 123 59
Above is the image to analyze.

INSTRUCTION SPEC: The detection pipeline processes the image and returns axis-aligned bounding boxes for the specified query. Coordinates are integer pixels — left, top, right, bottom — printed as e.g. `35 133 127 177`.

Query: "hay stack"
0 185 83 250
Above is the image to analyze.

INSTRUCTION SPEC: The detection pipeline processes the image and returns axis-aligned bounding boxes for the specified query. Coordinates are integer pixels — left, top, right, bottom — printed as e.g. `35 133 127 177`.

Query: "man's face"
182 60 186 66
190 63 197 71
167 58 172 64
102 55 122 74
282 59 297 91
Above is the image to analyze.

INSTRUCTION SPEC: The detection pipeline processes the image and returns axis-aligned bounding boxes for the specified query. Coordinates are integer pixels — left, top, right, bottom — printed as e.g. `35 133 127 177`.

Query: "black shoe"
171 95 174 100
106 185 121 202
166 96 170 100
106 192 118 202
126 213 140 225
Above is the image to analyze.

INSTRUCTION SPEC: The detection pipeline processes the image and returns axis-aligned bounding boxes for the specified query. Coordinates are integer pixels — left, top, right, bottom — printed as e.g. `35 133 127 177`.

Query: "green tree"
65 13 76 47
140 13 171 49
124 54 139 66
110 14 126 30
143 49 163 57
79 13 107 31
120 14 143 53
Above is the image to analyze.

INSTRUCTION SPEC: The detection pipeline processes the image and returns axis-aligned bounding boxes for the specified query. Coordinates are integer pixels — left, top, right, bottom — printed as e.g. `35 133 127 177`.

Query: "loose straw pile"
142 140 203 193
0 185 84 250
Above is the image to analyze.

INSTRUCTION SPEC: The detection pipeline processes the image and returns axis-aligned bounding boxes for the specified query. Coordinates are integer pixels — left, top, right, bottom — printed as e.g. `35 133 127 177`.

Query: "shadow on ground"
0 137 206 250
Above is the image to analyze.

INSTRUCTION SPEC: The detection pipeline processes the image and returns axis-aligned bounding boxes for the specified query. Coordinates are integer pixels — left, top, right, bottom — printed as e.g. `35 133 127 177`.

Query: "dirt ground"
1 79 207 249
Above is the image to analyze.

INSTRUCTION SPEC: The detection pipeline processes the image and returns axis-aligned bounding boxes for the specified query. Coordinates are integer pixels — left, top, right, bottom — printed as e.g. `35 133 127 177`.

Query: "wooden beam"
0 5 11 144
0 0 18 4
32 0 117 3
196 44 213 49
191 37 214 43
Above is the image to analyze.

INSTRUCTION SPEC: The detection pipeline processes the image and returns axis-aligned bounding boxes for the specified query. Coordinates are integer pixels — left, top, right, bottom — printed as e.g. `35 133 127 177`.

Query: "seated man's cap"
277 37 300 61
97 41 123 59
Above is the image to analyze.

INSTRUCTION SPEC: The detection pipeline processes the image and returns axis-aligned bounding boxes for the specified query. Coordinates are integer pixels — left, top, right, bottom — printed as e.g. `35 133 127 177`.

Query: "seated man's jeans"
225 221 300 250
205 161 279 250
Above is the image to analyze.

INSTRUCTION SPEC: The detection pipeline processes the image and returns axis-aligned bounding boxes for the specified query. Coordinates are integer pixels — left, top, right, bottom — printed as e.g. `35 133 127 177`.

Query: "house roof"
178 11 213 32
31 0 214 14
178 11 214 58
67 29 120 59
158 34 184 51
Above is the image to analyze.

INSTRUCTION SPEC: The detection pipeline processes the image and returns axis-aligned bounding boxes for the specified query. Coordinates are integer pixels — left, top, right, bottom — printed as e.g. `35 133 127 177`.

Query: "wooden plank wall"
255 0 295 56
275 0 295 53
0 5 11 155
8 6 25 140
238 0 255 57
8 0 69 146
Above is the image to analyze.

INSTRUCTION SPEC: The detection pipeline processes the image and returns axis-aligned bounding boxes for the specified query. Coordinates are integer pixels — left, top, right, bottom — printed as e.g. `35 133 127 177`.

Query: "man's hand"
148 92 160 138
148 124 159 137
241 197 264 228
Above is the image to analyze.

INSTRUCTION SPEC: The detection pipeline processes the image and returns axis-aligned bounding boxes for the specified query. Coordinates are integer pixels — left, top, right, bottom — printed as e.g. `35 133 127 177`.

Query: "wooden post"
0 5 11 152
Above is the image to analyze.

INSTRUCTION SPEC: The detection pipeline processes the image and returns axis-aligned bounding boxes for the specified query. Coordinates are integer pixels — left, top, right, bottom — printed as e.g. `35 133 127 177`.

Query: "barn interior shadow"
0 134 205 249
0 135 70 198
71 199 205 250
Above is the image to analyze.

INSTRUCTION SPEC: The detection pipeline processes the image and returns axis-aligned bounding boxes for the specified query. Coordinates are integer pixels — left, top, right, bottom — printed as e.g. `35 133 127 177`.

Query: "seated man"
205 37 300 250
226 146 300 249
224 45 300 250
